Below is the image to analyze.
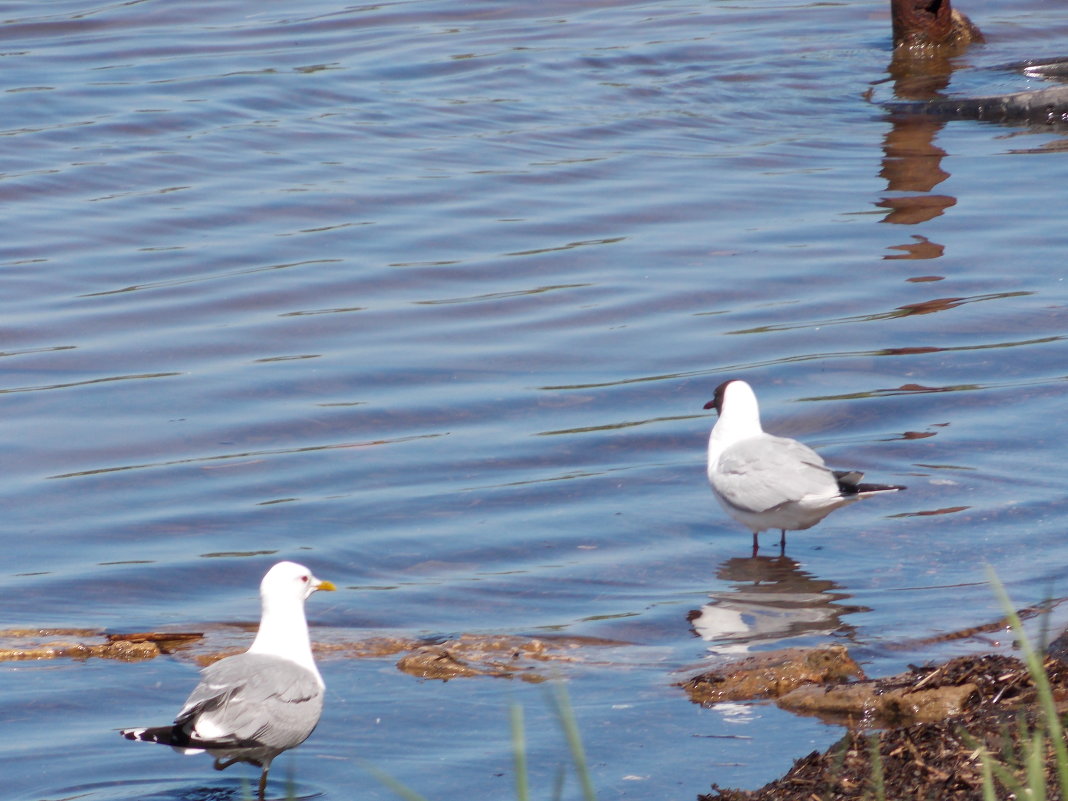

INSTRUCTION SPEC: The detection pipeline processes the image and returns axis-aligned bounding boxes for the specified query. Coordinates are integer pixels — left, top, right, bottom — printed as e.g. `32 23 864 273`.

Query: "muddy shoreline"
6 618 1067 800
694 648 1068 800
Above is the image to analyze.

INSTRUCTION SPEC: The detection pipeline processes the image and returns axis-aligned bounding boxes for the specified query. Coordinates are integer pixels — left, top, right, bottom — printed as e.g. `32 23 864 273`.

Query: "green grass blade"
867 733 886 801
511 701 530 801
978 746 999 801
546 683 597 801
1026 728 1047 801
357 758 434 801
984 749 1025 798
551 762 567 801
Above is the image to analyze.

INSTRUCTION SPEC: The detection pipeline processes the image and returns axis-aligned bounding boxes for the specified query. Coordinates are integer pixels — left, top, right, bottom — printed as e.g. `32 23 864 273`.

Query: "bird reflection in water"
688 554 868 655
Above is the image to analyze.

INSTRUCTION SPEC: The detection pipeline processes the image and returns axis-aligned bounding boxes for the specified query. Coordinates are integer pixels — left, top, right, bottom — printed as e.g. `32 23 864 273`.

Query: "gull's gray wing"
713 434 838 513
176 652 323 751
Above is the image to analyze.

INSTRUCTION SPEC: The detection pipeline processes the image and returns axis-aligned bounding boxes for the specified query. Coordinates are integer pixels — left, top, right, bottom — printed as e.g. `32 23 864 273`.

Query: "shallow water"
4 0 1068 798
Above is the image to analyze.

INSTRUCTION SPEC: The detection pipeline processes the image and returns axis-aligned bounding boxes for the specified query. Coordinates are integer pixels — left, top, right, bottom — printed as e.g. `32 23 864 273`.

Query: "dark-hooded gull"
120 561 336 797
704 379 904 553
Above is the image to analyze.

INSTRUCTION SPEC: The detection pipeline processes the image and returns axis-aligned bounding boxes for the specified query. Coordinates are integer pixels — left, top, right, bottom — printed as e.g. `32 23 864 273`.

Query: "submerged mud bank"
0 629 203 661
0 626 626 680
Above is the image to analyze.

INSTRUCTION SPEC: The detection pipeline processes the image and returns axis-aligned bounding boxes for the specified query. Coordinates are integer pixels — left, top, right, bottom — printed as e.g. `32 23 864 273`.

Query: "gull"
120 561 336 798
704 379 904 553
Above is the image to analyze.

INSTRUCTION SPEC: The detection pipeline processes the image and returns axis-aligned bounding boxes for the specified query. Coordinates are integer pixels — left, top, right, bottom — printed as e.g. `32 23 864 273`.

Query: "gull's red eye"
300 575 309 582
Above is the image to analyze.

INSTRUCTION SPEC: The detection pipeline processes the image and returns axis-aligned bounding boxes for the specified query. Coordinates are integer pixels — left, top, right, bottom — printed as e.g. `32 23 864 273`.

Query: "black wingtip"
835 470 905 496
119 725 184 746
855 482 907 494
840 481 907 496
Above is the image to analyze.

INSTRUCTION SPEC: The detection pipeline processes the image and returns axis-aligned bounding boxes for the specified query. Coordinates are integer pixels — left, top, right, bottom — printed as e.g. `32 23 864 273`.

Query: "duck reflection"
876 49 958 233
689 554 868 654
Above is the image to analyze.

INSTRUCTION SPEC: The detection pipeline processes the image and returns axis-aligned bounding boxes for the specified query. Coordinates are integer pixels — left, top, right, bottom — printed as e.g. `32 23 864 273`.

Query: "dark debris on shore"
701 653 1068 801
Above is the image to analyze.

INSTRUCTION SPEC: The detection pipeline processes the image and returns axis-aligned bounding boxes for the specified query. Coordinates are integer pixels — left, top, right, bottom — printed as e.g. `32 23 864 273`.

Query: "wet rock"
777 680 977 725
395 634 625 682
680 646 865 706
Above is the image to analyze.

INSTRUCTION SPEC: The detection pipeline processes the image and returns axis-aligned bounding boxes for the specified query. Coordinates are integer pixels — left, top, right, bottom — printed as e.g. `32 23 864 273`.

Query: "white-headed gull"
120 561 336 798
704 379 904 552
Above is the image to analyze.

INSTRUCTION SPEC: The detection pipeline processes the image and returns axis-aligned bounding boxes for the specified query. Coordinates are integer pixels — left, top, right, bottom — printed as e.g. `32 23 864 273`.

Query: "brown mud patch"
700 653 1068 801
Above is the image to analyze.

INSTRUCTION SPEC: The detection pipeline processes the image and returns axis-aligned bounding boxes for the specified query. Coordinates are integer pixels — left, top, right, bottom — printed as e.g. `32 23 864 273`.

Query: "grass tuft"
973 567 1068 800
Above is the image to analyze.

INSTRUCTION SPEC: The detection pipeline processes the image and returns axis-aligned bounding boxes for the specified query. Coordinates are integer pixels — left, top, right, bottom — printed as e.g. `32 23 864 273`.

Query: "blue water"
4 0 1068 798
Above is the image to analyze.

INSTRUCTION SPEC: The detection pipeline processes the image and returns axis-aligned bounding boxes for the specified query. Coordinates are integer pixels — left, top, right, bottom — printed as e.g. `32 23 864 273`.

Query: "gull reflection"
689 555 867 654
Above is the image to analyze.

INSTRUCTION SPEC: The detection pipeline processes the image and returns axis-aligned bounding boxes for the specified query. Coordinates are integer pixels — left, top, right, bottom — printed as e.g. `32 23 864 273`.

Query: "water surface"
4 0 1068 799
